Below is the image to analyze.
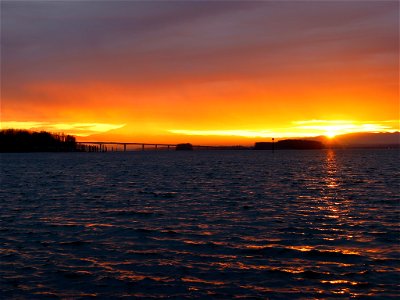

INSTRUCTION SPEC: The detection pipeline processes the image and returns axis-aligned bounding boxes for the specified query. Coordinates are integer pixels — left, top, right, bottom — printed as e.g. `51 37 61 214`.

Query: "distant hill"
332 132 399 146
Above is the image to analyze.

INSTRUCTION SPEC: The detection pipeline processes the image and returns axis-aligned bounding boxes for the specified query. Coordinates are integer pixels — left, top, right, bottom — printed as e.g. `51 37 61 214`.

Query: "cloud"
169 129 273 138
1 1 398 134
292 119 400 137
169 119 400 139
0 121 125 136
2 0 397 86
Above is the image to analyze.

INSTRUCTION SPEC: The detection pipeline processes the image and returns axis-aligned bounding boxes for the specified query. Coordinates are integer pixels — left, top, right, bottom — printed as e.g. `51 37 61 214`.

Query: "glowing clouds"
293 120 399 138
169 120 400 140
169 130 273 138
0 122 126 136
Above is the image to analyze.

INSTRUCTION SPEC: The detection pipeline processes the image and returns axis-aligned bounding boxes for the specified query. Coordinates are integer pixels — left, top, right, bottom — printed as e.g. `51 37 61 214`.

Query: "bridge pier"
124 143 126 152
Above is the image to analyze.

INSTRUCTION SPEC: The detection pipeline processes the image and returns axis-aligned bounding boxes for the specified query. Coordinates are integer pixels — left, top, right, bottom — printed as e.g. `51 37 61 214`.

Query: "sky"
1 0 399 144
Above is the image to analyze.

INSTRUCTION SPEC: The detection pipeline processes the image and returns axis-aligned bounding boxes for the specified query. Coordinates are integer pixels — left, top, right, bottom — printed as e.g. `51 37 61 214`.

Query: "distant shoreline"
1 146 399 153
1 129 399 153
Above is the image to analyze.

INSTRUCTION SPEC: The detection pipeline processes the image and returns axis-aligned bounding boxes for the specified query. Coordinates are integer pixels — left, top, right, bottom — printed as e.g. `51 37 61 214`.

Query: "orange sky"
1 1 399 145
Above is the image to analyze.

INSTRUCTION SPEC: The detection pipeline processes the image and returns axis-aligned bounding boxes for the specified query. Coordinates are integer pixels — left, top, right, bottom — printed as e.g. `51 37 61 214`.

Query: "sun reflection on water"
320 149 350 221
325 149 339 189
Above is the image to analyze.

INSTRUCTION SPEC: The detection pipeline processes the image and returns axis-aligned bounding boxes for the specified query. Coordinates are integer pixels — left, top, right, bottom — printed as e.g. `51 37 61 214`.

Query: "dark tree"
0 129 77 152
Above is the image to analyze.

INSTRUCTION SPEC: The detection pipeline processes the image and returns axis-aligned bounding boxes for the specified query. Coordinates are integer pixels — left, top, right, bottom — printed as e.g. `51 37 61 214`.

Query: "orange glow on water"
181 277 225 286
321 280 360 286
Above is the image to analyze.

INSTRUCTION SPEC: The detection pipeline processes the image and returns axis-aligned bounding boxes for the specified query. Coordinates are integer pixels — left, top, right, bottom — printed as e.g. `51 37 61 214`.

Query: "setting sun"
325 131 337 139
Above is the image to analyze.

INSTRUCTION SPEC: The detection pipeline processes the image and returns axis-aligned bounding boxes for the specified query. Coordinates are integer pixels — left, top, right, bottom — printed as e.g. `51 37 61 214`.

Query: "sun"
325 130 337 139
322 124 350 139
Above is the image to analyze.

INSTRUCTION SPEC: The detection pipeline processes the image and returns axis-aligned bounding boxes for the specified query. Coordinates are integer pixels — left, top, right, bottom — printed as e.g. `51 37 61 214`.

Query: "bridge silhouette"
76 141 212 152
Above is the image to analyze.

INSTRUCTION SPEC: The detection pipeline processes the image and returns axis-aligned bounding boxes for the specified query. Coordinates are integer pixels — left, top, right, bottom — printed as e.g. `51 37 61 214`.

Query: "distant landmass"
0 129 77 152
79 130 399 148
255 140 324 150
1 129 399 152
330 132 399 147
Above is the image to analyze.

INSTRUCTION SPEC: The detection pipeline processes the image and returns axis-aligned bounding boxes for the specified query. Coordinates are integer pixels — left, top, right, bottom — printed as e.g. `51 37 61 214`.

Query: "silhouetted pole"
142 144 145 151
124 143 126 152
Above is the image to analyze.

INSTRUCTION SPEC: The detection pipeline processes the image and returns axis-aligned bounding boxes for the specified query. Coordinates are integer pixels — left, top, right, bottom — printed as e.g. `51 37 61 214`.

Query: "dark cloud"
1 0 398 99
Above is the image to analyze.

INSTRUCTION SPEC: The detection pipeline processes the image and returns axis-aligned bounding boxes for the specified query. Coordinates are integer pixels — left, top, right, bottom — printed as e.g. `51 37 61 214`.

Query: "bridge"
76 141 213 152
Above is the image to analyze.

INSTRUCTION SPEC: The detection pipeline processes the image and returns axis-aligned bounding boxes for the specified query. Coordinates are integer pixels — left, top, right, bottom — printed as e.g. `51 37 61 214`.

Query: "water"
1 150 399 299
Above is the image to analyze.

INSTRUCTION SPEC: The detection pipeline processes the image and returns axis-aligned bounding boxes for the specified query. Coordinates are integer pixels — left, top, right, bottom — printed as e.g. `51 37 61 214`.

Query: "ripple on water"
0 150 399 298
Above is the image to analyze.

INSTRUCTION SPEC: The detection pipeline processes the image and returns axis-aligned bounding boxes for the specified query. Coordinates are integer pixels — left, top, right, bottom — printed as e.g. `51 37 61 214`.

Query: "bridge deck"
76 141 212 152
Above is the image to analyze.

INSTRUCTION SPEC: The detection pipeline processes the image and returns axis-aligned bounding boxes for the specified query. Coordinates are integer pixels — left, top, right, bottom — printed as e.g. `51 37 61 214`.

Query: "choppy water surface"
1 150 399 299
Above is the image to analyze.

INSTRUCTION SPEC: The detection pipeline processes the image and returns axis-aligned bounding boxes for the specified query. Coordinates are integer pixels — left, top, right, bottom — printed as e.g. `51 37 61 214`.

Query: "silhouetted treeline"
0 129 77 152
255 139 325 150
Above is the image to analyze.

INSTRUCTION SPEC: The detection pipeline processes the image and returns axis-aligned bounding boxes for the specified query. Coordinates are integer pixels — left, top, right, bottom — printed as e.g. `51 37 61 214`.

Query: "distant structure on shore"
175 143 193 151
0 129 77 152
255 139 325 150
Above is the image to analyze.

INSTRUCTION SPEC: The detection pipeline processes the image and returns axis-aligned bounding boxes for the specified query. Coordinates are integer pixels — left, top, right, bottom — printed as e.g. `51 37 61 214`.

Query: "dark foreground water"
1 150 399 299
